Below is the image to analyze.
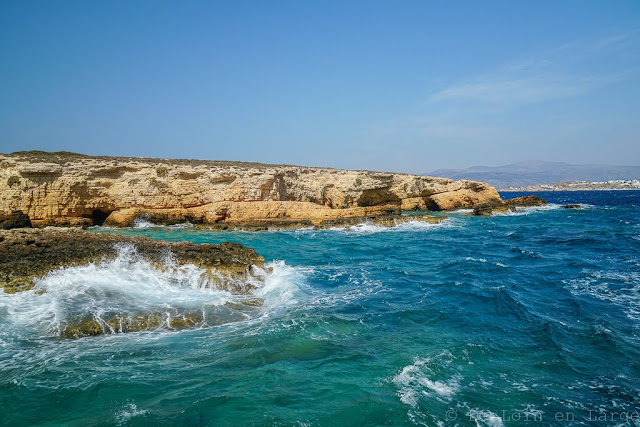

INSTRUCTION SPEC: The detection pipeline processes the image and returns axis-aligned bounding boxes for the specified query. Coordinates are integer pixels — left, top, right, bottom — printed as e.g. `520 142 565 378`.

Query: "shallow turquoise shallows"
1 191 639 426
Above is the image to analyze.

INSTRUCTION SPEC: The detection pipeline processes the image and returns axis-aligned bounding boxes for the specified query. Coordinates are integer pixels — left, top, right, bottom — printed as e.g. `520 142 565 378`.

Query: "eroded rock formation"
0 227 264 293
0 152 502 228
472 195 547 216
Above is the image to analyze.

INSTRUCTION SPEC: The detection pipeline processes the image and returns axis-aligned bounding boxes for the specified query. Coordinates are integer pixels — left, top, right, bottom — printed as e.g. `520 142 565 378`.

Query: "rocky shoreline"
1 151 503 229
0 227 264 294
0 227 268 338
0 156 551 338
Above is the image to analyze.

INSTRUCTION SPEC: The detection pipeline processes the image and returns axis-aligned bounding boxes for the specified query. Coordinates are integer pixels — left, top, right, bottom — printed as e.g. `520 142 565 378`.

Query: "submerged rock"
60 299 265 338
61 312 202 338
562 204 581 209
503 195 547 208
0 228 264 293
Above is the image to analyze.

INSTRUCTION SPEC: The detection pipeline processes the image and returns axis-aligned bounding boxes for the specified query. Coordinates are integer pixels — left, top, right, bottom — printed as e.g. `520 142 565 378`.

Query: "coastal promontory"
0 151 503 228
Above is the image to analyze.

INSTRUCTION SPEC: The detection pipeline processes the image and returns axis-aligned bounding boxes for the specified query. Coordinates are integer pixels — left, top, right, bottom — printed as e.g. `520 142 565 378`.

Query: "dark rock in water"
562 204 581 209
472 205 496 216
502 195 547 208
472 195 547 216
0 210 32 229
0 228 264 293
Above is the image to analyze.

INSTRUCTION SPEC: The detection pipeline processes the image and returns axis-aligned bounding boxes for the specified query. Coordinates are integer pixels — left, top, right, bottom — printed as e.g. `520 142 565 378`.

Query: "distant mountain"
427 161 640 190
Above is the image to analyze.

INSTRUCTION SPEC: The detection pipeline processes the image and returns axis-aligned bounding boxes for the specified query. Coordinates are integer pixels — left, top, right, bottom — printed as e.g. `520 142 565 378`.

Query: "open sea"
1 191 639 426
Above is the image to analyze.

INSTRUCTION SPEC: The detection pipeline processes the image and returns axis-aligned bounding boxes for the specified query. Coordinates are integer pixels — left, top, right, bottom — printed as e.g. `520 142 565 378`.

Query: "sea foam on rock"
0 228 268 337
0 228 264 293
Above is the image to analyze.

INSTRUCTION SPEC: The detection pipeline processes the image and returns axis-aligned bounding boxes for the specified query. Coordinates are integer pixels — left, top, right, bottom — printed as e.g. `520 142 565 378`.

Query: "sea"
1 191 639 426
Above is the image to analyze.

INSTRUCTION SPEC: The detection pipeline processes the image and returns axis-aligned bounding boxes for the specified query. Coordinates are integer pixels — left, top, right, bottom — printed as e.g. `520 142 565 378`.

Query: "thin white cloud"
365 30 640 160
426 30 639 110
428 75 596 107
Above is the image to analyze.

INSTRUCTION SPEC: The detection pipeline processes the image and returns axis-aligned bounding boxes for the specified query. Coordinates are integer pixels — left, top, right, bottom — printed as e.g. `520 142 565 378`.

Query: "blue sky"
1 1 639 172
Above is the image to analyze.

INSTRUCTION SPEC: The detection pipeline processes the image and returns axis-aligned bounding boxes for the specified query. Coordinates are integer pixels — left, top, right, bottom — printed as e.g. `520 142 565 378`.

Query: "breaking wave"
132 218 194 229
0 245 300 341
294 217 459 235
490 204 562 216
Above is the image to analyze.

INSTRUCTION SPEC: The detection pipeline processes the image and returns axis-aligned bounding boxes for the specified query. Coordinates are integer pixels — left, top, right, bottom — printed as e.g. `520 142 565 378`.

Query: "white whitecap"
132 218 193 229
253 260 303 308
321 217 457 235
115 403 149 425
491 204 563 216
392 357 461 407
467 409 505 427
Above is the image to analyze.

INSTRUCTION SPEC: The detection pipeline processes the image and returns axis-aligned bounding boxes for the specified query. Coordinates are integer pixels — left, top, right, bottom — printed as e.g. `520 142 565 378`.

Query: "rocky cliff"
0 152 502 228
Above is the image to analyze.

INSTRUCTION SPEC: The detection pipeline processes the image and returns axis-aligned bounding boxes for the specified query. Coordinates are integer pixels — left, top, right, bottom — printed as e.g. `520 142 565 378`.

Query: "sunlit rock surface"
0 151 502 228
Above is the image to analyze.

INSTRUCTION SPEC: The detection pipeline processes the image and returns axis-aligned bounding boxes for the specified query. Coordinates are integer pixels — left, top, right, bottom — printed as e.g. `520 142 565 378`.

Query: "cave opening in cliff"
423 196 441 211
90 209 111 226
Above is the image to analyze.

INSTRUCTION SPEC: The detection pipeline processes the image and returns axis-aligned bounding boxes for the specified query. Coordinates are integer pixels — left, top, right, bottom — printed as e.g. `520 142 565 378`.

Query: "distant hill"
427 161 640 190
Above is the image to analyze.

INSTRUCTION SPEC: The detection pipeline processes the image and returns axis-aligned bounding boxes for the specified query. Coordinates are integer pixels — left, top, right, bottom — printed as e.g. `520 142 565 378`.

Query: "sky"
1 1 639 173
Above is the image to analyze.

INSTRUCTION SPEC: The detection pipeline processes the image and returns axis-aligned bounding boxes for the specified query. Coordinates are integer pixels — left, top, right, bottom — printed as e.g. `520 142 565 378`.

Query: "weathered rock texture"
0 227 264 294
0 152 502 228
472 195 547 216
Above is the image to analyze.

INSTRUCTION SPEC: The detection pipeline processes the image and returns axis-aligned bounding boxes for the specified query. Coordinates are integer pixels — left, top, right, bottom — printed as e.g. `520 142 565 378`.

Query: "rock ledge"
0 228 264 294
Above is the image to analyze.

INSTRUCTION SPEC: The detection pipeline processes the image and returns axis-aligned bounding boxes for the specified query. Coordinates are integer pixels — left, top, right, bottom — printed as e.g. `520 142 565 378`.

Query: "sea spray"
0 246 302 339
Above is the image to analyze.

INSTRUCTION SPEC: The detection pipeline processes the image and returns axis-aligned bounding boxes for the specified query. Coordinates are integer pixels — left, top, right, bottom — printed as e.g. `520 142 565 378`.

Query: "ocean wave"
309 217 459 235
253 260 303 308
466 409 505 427
565 270 640 322
392 352 462 407
115 402 149 425
132 218 194 229
450 208 474 214
464 257 509 268
0 246 299 339
491 204 564 216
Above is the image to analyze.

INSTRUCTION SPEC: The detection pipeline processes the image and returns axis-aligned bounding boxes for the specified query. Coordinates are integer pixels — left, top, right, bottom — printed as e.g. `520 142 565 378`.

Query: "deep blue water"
1 191 639 426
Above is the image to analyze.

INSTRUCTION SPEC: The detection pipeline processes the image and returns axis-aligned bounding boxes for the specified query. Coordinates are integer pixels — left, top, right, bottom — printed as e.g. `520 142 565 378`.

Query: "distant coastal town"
502 179 640 192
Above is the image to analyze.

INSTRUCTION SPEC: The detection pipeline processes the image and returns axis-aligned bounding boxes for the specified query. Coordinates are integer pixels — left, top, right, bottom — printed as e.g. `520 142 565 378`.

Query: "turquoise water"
1 191 640 426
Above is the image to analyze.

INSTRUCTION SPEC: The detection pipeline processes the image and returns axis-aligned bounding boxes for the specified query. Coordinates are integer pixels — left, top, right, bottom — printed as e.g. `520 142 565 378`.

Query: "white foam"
253 260 303 307
315 217 457 235
0 246 302 339
467 409 505 427
132 218 159 228
392 357 460 407
565 270 640 321
132 218 194 229
465 257 509 268
115 403 148 425
491 204 563 216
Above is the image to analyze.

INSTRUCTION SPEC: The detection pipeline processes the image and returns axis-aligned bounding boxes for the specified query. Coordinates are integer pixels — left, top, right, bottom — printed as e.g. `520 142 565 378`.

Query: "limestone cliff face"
0 152 502 227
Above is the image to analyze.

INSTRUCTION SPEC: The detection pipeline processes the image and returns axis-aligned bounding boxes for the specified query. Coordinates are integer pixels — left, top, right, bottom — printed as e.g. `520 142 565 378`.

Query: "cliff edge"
0 152 502 228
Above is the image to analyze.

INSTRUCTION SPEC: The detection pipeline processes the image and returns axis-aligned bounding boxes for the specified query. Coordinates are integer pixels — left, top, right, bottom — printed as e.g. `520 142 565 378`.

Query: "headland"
1 151 507 229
